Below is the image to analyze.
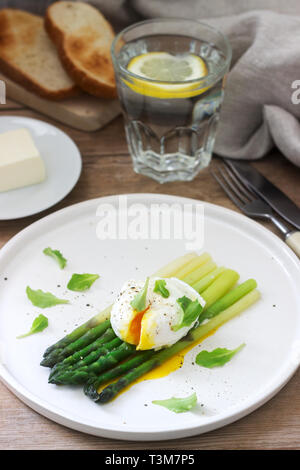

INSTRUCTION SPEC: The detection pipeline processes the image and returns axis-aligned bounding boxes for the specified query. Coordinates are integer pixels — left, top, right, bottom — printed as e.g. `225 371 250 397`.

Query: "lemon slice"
125 52 208 99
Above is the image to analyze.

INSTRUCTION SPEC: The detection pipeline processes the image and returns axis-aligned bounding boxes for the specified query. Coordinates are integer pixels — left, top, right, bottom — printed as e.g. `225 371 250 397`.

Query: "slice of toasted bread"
45 1 117 99
0 8 78 100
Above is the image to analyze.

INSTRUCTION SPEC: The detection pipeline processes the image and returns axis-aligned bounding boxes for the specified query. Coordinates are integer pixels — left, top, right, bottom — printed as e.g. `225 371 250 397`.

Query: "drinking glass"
111 18 232 183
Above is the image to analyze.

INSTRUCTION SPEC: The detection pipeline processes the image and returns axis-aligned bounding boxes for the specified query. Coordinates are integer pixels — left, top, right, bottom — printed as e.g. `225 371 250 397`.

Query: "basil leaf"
67 273 100 292
43 247 67 269
130 277 150 312
195 343 246 368
17 314 48 339
153 279 170 298
26 286 69 308
172 296 203 331
152 392 197 413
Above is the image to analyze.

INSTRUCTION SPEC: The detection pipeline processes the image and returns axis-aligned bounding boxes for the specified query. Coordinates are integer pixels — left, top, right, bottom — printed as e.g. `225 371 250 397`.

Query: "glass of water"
111 18 232 183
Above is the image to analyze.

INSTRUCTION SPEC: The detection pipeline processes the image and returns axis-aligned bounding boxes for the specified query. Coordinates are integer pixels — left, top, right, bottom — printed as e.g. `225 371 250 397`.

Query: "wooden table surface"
0 99 299 450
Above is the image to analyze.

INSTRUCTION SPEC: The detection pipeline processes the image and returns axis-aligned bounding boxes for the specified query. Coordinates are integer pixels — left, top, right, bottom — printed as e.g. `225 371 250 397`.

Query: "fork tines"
210 159 257 210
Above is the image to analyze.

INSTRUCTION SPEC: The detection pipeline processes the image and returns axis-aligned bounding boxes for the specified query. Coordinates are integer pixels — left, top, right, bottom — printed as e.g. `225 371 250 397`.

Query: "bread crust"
45 3 117 99
0 56 79 100
0 8 79 100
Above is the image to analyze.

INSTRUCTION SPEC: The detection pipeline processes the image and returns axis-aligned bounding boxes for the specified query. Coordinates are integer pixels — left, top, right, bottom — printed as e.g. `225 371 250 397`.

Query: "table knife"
223 159 300 231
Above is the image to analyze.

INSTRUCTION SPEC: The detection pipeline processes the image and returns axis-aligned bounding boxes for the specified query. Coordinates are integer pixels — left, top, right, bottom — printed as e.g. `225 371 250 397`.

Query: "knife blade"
223 158 300 230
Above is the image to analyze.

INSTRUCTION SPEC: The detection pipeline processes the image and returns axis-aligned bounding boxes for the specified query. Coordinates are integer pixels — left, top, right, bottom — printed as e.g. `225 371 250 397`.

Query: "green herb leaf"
43 247 67 269
172 296 203 331
26 286 69 308
130 277 150 312
152 392 197 413
17 314 48 339
67 273 100 292
195 343 246 368
153 279 170 298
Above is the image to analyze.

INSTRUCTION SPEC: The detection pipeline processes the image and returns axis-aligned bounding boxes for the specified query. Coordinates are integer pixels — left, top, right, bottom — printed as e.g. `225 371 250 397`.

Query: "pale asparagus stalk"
182 260 217 287
192 267 226 293
174 252 211 280
201 269 239 309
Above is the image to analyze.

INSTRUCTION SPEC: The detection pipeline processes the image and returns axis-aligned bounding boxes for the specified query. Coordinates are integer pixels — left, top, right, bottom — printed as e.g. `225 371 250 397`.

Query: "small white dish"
0 194 299 441
0 116 82 220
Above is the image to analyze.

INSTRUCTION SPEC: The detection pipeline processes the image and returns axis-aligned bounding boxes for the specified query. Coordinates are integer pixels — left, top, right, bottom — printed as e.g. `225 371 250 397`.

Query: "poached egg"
110 277 206 350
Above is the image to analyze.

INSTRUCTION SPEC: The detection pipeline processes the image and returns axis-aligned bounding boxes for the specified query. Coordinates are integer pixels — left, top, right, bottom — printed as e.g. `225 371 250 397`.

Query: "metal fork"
210 159 300 258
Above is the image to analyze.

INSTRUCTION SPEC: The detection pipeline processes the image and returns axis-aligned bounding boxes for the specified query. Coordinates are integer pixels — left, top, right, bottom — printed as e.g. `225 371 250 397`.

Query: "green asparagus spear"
48 327 118 379
49 337 122 382
42 306 111 358
97 289 260 403
41 319 111 367
70 338 122 370
50 341 137 385
84 350 155 401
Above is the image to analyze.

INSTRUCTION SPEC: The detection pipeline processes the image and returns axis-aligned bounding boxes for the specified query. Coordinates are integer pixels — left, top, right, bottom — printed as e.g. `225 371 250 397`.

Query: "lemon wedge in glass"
125 52 208 99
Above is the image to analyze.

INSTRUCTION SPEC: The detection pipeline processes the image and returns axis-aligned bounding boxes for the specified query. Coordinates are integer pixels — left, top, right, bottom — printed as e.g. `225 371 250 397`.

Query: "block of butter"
0 128 46 192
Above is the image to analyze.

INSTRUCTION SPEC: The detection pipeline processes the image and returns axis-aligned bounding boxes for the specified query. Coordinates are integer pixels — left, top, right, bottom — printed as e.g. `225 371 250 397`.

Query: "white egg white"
110 277 206 350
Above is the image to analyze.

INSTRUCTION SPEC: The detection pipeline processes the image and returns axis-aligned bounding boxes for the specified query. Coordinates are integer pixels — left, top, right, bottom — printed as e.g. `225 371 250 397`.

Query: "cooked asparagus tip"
66 338 123 372
42 305 112 359
49 336 122 383
49 341 136 385
97 289 260 403
41 319 111 368
48 328 118 380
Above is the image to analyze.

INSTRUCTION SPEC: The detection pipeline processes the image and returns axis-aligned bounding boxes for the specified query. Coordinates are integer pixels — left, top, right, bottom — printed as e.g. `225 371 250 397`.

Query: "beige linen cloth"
90 0 300 167
3 0 300 167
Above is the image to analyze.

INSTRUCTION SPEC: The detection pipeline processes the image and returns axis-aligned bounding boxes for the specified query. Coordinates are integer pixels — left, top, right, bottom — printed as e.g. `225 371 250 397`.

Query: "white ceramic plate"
0 194 299 441
0 116 82 220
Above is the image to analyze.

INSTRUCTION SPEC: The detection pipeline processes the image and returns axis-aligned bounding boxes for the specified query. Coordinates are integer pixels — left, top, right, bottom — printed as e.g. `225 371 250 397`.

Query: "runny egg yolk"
137 312 156 350
120 306 156 350
127 306 150 346
110 278 206 352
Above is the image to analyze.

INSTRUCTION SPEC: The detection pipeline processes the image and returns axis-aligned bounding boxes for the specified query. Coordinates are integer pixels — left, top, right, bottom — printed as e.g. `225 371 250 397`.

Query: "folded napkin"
3 0 300 167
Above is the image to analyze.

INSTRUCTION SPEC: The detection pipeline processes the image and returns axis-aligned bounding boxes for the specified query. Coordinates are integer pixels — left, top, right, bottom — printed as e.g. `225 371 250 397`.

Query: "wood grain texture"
0 102 299 450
